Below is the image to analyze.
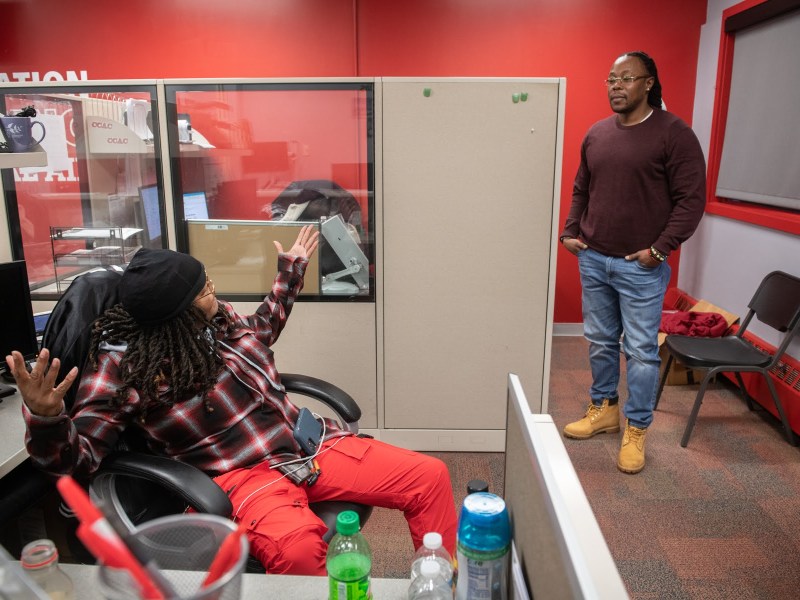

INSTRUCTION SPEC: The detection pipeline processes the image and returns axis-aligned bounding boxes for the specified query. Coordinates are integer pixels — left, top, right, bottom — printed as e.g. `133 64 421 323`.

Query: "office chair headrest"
120 248 205 326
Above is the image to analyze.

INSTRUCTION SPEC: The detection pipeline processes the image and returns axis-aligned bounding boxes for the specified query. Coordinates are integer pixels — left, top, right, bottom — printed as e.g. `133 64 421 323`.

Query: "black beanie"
120 248 206 326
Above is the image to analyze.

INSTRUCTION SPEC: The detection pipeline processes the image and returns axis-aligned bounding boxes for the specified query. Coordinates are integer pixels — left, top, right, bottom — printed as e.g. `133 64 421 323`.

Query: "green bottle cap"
336 510 360 535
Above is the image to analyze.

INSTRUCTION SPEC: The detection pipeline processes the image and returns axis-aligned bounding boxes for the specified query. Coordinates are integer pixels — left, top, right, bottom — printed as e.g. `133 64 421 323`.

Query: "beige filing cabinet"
379 78 563 449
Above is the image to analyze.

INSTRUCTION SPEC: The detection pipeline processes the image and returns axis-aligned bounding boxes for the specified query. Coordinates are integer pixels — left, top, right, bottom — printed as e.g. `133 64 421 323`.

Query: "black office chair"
40 268 372 571
656 271 800 448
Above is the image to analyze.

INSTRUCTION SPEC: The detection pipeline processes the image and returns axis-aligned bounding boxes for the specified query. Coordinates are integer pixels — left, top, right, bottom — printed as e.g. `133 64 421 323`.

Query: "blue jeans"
578 248 670 429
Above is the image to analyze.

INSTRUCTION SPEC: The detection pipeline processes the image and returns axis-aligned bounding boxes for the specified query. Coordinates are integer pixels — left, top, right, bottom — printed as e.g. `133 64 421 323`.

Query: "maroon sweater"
562 108 706 257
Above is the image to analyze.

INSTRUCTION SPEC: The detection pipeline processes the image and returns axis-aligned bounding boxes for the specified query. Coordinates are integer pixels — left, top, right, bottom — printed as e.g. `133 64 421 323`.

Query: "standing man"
559 51 706 473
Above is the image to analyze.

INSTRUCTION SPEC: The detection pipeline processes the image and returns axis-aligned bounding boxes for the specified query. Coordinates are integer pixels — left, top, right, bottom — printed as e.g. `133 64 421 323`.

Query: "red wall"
2 0 708 323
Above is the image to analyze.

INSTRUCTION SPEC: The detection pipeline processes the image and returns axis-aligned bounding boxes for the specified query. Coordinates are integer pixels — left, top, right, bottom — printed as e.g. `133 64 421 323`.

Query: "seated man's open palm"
5 348 78 417
274 225 319 260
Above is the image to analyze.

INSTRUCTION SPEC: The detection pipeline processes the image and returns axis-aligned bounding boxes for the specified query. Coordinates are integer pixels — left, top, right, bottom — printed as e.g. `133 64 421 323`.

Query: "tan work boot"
618 420 647 474
563 399 620 439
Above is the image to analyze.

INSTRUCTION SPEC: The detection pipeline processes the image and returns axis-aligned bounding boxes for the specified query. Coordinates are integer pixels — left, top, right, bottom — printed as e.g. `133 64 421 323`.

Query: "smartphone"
293 407 323 456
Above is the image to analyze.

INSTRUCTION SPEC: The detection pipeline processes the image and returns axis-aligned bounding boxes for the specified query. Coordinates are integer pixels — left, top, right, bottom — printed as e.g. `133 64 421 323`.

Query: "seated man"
6 226 457 574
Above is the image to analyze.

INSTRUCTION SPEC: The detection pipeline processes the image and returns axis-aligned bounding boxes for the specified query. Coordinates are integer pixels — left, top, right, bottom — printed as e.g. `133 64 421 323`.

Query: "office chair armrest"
95 452 233 517
281 373 361 427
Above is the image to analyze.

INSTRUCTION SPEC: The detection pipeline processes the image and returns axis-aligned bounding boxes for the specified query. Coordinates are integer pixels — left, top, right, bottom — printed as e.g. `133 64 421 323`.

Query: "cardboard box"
658 299 740 386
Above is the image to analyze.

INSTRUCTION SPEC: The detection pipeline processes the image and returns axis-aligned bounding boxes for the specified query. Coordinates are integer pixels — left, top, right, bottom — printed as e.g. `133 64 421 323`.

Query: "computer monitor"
183 191 209 220
0 261 38 393
320 214 370 295
137 185 163 246
33 312 50 337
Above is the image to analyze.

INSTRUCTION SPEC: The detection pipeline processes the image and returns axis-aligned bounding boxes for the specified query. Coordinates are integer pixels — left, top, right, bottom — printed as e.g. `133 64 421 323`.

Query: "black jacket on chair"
41 268 122 410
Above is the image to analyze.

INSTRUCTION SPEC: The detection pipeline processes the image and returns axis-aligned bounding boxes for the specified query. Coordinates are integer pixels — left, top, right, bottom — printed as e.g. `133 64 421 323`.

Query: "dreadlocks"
624 50 663 109
88 303 224 414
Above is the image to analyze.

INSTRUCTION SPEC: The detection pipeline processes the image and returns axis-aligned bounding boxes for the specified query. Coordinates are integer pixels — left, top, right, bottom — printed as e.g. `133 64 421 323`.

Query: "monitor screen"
183 191 209 220
138 185 162 243
33 312 51 336
0 260 38 372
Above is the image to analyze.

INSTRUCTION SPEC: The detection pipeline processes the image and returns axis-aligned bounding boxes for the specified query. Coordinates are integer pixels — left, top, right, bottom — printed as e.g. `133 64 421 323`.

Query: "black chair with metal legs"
656 271 800 448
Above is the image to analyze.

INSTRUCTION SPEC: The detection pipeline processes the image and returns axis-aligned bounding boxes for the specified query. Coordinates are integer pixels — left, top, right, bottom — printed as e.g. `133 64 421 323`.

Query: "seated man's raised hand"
273 225 320 260
5 348 78 417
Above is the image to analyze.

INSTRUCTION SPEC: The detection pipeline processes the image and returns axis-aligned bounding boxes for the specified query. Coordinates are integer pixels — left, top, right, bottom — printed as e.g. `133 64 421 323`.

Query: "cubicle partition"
504 374 628 599
1 77 564 450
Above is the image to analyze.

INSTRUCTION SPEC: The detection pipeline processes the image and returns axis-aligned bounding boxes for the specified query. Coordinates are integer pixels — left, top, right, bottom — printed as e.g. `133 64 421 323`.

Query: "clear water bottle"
20 539 75 600
408 560 452 599
327 510 373 599
454 492 510 600
410 532 454 591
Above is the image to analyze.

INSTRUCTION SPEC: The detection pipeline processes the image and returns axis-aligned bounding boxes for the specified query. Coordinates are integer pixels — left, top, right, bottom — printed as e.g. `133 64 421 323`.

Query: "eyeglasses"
196 276 215 300
604 75 650 86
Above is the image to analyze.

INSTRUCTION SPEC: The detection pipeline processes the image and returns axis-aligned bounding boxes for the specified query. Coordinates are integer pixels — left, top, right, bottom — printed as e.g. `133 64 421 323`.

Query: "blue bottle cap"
457 492 510 552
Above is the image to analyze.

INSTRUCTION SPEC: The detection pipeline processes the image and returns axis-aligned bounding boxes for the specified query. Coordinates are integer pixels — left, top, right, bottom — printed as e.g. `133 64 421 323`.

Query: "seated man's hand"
5 348 78 417
273 225 320 260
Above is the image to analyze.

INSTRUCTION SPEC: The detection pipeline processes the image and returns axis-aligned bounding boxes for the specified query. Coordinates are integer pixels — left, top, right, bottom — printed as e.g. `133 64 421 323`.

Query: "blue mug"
0 116 46 152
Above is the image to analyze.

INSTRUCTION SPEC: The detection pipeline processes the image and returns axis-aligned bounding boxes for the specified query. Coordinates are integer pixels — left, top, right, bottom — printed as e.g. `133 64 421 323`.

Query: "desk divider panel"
381 78 561 432
504 374 628 599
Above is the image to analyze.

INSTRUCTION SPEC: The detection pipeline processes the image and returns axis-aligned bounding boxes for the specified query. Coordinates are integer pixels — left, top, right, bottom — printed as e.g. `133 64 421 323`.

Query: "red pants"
213 436 458 575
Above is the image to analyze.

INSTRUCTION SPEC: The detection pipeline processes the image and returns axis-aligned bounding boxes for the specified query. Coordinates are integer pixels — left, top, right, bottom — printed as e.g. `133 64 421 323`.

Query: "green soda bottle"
326 510 373 600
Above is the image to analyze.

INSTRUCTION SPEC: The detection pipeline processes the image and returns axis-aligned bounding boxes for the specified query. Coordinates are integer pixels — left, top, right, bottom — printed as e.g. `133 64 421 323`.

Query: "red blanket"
660 311 729 337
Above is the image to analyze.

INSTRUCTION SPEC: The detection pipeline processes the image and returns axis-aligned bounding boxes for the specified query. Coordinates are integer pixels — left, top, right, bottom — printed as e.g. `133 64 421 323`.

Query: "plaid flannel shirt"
23 253 346 481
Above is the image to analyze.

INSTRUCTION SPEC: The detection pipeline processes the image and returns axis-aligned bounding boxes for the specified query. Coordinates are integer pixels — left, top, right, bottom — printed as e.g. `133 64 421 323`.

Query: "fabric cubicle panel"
381 78 561 432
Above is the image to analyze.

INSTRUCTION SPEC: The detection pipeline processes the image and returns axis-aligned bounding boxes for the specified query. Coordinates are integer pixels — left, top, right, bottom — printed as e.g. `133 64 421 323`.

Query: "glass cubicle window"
0 84 164 298
164 82 375 301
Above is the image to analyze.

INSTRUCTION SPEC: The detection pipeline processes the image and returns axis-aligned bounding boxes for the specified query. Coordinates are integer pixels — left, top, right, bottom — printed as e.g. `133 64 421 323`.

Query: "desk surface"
61 563 410 599
0 387 27 478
